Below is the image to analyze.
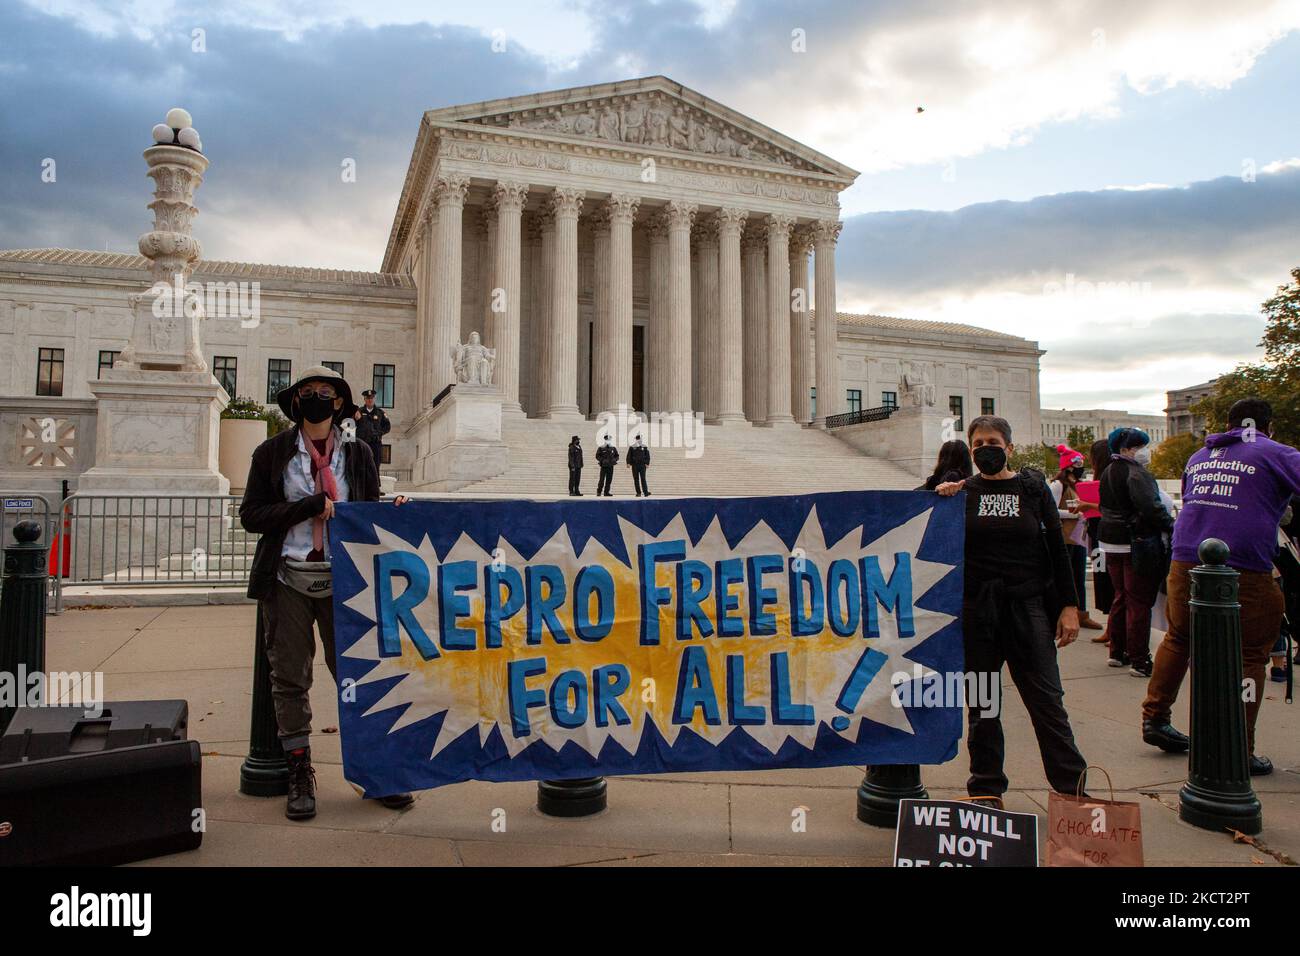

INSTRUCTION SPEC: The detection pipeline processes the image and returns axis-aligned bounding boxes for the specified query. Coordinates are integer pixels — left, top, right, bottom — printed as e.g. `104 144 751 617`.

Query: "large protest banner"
329 491 965 796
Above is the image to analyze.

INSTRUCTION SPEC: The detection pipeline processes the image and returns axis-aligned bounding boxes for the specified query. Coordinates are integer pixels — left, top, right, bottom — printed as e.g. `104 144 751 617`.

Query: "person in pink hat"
1049 443 1104 632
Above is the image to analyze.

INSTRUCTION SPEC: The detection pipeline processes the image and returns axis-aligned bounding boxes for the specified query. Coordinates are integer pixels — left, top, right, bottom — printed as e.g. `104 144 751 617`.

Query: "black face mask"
298 395 336 425
973 445 1007 476
1071 466 1085 479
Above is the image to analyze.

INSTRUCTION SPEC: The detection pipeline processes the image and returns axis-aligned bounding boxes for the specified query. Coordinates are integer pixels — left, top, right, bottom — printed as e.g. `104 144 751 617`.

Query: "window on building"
949 395 964 432
810 386 816 418
380 444 392 465
37 348 65 396
97 350 120 379
847 389 862 414
881 390 897 411
372 364 396 408
267 359 292 404
322 360 344 377
213 355 237 396
981 397 995 416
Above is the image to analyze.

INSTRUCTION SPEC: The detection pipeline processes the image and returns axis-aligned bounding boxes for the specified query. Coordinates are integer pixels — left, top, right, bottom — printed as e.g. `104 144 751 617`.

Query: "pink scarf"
304 430 339 554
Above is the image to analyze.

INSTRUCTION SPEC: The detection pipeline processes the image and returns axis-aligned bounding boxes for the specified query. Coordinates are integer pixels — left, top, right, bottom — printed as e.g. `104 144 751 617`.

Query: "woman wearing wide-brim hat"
240 365 412 820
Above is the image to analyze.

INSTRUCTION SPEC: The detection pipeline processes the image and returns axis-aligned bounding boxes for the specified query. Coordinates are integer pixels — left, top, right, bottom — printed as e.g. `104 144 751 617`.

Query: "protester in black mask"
239 366 412 821
937 415 1087 804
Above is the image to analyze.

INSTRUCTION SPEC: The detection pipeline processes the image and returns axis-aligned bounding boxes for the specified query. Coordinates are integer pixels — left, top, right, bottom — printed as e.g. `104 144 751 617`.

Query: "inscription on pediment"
463 92 818 171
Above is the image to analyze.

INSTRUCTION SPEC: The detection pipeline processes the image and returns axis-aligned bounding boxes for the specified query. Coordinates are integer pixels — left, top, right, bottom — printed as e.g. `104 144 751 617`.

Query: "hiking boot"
285 746 317 821
1142 720 1189 753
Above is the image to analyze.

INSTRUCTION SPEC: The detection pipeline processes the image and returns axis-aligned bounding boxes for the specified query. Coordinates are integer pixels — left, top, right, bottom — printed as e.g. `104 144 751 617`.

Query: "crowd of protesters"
928 397 1300 788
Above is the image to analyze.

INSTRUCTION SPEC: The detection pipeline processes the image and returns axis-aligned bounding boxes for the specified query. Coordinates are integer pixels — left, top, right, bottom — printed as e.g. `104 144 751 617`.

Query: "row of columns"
413 176 842 426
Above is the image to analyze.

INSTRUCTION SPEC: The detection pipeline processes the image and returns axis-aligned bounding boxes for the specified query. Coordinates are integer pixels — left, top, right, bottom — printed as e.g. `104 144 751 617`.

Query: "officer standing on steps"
595 435 619 496
628 434 651 497
568 435 584 496
354 389 390 472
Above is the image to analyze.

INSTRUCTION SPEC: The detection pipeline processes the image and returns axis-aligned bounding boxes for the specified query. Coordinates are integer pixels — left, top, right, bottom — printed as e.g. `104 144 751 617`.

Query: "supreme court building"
0 77 1044 496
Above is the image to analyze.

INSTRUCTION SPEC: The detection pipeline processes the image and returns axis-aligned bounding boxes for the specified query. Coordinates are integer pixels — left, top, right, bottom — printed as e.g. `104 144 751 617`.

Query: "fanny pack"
278 559 333 598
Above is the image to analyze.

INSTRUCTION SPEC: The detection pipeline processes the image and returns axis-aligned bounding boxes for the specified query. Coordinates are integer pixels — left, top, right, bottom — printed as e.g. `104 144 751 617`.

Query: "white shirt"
280 428 350 561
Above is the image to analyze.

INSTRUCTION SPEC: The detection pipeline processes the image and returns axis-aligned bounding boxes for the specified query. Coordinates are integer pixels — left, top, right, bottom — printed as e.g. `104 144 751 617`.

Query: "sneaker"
1130 657 1153 678
285 746 317 821
1107 654 1129 668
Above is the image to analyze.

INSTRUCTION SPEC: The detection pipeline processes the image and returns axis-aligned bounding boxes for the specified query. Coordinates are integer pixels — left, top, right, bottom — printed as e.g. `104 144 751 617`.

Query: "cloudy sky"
3 0 1298 414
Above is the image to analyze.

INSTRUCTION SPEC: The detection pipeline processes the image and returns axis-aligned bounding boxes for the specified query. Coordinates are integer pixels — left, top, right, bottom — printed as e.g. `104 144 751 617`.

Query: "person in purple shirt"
1142 398 1300 775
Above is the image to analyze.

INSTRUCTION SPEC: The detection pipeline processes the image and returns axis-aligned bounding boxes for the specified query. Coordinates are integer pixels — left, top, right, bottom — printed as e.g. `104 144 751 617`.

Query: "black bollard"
857 764 928 827
1178 538 1262 835
0 521 49 735
537 777 607 817
239 603 289 796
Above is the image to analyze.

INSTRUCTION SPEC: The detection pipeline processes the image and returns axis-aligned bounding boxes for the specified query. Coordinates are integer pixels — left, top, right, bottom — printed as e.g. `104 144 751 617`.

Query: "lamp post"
857 764 928 827
1178 538 1262 835
240 605 289 795
0 521 48 735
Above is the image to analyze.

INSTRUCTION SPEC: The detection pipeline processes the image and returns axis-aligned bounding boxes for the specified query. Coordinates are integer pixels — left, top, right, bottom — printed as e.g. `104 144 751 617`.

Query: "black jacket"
628 444 651 468
1098 455 1173 546
596 444 619 467
240 427 380 600
356 405 390 446
568 443 583 470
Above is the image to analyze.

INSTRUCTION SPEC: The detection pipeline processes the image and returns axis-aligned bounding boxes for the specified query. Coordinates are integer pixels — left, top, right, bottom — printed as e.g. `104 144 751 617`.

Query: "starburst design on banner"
337 506 957 762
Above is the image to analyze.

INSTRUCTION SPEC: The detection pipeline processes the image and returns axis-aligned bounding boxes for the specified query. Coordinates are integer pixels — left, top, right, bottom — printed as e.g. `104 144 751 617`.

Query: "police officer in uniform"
567 435 584 496
595 436 619 496
354 389 391 471
628 434 651 497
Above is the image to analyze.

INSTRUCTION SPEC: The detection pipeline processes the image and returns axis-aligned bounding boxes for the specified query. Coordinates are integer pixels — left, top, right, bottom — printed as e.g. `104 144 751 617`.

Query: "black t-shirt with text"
963 473 1070 598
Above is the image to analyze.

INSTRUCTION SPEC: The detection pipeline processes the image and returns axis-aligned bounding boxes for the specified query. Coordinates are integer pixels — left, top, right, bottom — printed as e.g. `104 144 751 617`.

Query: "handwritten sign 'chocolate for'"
894 799 1039 867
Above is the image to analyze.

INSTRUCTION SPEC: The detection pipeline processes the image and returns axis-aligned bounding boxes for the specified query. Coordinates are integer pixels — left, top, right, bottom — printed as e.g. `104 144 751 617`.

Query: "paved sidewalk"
41 604 1300 866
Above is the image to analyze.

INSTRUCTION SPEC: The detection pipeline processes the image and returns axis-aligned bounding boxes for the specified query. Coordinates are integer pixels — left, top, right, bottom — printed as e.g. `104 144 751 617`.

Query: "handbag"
278 559 334 598
1047 767 1144 867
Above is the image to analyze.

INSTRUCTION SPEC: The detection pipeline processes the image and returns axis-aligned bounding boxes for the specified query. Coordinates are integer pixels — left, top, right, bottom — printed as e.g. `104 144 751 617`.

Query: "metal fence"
56 494 255 600
0 492 60 613
825 405 897 429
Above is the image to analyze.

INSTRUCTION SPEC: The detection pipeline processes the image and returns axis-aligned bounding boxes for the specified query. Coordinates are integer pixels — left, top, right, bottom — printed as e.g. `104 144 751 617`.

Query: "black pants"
568 467 581 495
963 594 1087 797
597 465 614 495
1067 543 1088 614
366 440 383 471
632 465 650 496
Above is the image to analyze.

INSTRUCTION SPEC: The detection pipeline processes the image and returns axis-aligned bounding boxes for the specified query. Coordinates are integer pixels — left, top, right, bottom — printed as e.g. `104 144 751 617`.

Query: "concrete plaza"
43 601 1300 867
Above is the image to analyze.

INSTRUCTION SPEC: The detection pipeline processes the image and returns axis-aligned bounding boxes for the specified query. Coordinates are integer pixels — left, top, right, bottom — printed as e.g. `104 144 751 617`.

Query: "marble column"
647 212 670 412
715 208 747 423
741 227 768 423
691 233 703 413
590 207 611 417
665 201 697 414
813 218 843 428
428 174 468 402
531 212 555 416
545 187 584 419
764 214 795 425
412 209 433 407
593 194 639 415
696 216 721 422
789 227 813 424
493 180 528 414
479 205 497 346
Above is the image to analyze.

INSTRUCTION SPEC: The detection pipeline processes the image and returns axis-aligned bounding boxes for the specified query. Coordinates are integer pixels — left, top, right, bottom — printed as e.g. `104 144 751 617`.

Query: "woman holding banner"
240 365 413 822
937 415 1089 805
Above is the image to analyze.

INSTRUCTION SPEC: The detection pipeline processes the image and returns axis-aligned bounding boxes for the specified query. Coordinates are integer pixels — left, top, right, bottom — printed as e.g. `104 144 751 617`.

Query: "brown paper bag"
1047 767 1144 867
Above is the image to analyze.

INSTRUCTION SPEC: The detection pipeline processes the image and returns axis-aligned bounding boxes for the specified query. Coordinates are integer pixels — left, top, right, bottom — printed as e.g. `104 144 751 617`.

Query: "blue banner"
329 491 964 795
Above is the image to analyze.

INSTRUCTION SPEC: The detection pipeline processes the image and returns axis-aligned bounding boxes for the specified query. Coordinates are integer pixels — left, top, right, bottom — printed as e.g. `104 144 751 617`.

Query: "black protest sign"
893 799 1039 867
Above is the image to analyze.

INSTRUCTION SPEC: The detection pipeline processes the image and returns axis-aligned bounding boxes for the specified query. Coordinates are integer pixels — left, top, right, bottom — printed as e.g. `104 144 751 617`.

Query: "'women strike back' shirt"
962 473 1077 605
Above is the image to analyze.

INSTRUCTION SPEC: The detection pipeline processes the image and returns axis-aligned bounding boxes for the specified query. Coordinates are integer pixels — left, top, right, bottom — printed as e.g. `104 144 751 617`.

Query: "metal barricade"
58 494 255 597
0 492 60 614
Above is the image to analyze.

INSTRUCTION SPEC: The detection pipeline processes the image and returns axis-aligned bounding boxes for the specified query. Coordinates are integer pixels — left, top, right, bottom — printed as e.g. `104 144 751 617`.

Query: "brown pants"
262 580 337 752
1142 560 1284 753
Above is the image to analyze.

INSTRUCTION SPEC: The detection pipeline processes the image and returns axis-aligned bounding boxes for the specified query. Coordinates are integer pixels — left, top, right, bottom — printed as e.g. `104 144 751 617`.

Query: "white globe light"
165 107 193 130
151 123 173 144
177 126 201 149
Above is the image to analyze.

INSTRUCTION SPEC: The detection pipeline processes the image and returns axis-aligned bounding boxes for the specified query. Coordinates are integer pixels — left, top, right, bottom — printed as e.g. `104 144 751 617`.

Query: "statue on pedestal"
901 361 936 408
450 331 496 386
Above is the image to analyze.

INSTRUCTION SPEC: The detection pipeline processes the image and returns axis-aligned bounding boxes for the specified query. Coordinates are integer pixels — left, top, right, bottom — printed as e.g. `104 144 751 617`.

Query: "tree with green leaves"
1066 425 1095 452
1149 432 1202 480
1192 267 1300 447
